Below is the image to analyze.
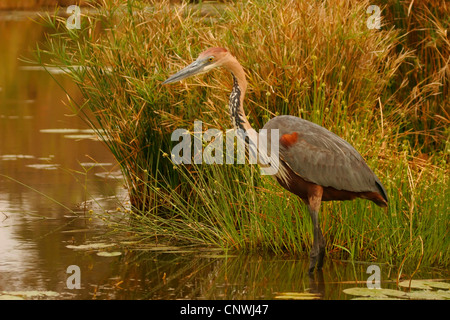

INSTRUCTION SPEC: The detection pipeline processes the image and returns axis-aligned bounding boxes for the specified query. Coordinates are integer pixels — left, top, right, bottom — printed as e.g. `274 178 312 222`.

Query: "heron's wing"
263 115 380 193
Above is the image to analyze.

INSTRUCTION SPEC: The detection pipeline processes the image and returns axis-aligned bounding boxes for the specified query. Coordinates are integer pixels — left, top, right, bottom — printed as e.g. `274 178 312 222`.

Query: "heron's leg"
308 207 326 272
307 186 326 273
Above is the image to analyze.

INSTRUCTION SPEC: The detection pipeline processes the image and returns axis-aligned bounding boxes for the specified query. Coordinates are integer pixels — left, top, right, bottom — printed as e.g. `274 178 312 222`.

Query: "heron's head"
163 47 230 84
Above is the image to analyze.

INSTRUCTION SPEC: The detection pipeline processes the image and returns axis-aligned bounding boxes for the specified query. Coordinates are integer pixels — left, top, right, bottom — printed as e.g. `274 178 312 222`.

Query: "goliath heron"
163 47 388 273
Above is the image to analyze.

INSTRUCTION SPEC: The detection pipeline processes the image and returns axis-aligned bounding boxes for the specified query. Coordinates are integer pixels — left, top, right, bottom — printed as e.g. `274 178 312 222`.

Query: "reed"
34 0 449 268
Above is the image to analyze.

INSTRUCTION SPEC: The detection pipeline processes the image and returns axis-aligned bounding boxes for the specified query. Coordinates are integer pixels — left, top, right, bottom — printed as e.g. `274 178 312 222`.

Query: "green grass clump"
34 0 449 269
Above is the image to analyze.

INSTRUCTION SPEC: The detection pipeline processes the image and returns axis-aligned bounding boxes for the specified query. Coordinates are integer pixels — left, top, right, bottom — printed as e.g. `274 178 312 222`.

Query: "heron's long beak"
163 59 205 84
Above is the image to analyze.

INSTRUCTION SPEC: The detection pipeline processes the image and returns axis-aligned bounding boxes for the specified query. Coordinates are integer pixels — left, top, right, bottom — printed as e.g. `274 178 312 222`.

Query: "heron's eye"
208 57 214 62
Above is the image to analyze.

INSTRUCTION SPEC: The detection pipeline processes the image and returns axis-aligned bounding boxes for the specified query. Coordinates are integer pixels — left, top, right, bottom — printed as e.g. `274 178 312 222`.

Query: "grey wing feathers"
263 115 381 194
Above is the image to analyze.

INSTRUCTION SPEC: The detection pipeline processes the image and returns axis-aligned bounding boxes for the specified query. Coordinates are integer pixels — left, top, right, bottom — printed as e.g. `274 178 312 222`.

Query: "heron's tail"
374 178 388 207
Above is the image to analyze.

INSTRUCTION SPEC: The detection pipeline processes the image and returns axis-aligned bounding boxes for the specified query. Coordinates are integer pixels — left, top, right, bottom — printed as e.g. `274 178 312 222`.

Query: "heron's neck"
226 57 265 167
226 58 252 132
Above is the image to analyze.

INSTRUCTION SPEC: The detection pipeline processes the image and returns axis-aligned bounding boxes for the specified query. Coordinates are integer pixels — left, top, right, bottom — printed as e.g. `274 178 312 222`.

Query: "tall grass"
34 0 449 269
378 0 449 152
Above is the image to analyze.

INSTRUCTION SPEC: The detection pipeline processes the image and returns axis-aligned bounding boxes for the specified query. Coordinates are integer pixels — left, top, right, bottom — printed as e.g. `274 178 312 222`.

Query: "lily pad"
398 280 450 290
139 246 181 251
274 292 321 300
79 162 112 167
97 251 122 257
26 164 60 170
343 287 389 298
422 281 450 290
377 288 410 299
351 296 402 300
0 294 25 300
1 291 59 298
66 243 116 250
63 134 98 140
95 171 124 179
0 154 34 161
40 128 80 134
197 254 238 258
408 290 450 300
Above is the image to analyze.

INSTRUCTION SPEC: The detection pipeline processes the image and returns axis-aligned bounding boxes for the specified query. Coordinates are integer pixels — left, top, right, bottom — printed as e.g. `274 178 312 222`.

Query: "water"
0 10 448 301
0 11 125 298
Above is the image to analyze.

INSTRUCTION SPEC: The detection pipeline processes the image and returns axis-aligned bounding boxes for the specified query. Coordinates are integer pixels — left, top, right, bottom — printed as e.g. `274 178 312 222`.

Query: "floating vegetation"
0 291 59 299
0 294 24 300
97 251 122 257
196 254 238 258
39 127 108 141
136 245 181 252
407 291 450 300
39 128 106 134
94 170 124 180
79 162 113 167
0 154 34 161
66 243 116 251
398 280 450 290
274 292 321 300
63 134 99 140
343 287 407 299
40 128 80 134
26 163 60 170
344 280 450 300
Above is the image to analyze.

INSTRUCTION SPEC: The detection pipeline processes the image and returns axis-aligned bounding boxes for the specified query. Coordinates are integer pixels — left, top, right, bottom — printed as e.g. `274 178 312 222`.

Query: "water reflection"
0 12 124 296
50 248 447 300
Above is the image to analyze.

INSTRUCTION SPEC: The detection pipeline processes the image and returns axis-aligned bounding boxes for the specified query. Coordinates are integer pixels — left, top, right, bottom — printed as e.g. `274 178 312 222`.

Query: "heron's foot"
308 247 326 273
